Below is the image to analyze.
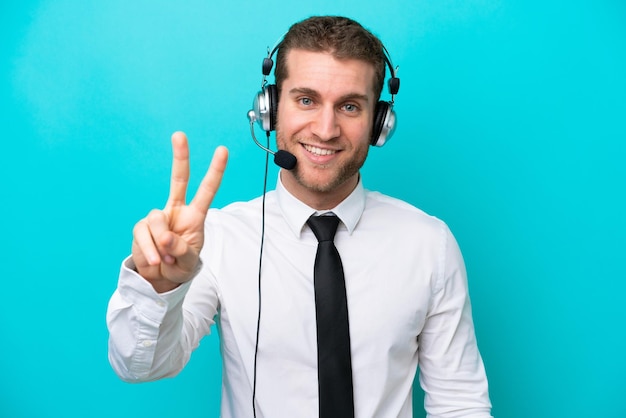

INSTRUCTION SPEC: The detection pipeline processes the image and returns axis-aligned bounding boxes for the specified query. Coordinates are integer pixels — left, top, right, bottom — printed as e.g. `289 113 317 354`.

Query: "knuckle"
132 219 147 236
147 209 165 224
157 230 175 248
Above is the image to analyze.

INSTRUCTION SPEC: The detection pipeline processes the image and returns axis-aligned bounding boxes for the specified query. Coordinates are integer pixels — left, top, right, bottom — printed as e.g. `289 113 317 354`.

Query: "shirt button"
155 300 166 307
142 340 154 348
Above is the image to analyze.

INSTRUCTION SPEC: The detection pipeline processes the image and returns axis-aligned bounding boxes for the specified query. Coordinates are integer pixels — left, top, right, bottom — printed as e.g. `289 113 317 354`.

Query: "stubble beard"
276 131 369 194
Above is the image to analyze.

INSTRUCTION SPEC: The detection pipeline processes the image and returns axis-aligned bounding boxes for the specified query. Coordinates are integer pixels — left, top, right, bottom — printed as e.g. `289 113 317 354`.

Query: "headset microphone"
247 110 297 170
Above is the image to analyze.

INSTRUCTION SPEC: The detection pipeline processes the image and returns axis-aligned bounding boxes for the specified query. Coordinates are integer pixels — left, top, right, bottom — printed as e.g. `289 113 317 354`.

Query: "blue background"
1 1 625 417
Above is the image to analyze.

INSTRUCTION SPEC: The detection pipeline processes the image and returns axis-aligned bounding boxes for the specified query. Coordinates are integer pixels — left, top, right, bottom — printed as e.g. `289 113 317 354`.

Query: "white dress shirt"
107 176 492 418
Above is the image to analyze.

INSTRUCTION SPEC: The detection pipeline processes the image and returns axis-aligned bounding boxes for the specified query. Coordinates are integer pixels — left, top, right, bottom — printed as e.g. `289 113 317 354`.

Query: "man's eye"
300 97 313 106
343 104 358 112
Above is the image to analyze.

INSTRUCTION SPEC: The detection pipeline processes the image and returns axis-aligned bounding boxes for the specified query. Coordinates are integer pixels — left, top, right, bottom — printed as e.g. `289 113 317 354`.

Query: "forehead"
282 49 377 98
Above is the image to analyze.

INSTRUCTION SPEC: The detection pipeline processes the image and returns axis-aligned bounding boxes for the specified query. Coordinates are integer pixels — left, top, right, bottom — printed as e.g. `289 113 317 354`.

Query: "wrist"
149 279 181 294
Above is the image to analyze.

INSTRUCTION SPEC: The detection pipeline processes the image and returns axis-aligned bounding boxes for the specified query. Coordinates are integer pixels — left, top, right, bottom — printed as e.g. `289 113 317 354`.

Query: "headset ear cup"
267 84 278 131
371 101 396 147
252 87 271 132
371 101 388 146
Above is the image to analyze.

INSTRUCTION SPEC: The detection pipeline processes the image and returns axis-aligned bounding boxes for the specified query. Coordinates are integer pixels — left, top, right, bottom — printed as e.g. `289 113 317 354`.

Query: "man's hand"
131 132 228 293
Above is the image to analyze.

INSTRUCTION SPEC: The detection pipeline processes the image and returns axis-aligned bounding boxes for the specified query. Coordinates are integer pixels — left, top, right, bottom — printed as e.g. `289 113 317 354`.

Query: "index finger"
166 131 191 208
190 145 229 215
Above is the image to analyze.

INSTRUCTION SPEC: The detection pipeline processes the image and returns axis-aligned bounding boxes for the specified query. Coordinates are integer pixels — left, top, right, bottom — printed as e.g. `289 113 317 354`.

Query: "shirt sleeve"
417 225 493 418
106 256 218 382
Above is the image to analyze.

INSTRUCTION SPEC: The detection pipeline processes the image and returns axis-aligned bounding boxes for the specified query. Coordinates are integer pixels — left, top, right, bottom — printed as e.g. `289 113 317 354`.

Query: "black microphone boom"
247 111 297 170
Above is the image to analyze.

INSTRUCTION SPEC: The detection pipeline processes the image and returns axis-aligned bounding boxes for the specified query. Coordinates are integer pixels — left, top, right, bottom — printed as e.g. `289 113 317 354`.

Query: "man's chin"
293 168 357 195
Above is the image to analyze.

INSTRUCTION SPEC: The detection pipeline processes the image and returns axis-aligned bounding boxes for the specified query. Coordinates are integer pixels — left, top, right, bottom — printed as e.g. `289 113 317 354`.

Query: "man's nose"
311 106 340 141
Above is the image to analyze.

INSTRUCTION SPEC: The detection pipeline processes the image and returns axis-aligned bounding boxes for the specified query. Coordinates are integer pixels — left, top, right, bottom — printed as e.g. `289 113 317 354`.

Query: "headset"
249 38 401 148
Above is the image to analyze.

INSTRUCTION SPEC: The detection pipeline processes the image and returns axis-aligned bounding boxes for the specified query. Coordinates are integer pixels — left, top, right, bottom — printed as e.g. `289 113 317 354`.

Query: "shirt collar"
276 174 365 238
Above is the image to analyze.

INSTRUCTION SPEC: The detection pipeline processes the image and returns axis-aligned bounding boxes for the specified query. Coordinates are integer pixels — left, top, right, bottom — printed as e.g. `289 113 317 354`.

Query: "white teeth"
304 144 336 156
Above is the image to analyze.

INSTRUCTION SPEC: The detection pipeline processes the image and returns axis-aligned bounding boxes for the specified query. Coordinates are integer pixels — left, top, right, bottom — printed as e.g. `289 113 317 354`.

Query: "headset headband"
260 39 400 102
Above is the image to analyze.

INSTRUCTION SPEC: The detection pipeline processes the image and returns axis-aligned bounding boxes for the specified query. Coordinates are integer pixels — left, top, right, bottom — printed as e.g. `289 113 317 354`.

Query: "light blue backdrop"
1 1 625 417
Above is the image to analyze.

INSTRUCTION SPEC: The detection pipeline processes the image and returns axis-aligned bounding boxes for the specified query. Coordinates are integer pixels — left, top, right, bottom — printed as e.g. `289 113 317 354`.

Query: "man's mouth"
303 144 337 156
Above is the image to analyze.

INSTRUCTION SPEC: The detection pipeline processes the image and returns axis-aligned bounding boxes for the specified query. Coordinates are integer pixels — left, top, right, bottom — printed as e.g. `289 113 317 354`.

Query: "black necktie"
307 215 354 418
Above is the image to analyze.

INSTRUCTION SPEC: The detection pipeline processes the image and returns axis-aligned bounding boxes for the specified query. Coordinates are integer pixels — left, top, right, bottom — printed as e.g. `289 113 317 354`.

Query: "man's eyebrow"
288 87 319 97
288 87 370 103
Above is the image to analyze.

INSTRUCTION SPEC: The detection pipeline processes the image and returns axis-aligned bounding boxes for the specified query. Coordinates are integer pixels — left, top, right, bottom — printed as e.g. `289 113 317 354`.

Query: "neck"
280 171 359 210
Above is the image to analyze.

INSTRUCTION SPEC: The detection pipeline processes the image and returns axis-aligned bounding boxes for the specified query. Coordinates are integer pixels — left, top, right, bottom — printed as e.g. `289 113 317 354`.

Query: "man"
107 16 493 418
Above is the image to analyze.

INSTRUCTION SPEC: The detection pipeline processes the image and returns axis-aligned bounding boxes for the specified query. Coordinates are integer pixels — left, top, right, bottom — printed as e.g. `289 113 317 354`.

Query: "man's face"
275 49 377 208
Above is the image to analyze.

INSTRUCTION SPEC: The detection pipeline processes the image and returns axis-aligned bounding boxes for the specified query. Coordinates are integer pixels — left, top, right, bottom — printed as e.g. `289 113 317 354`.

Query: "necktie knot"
307 215 340 243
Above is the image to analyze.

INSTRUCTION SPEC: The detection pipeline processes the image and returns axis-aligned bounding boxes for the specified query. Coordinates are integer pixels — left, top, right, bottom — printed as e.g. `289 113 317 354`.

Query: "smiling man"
107 16 493 418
